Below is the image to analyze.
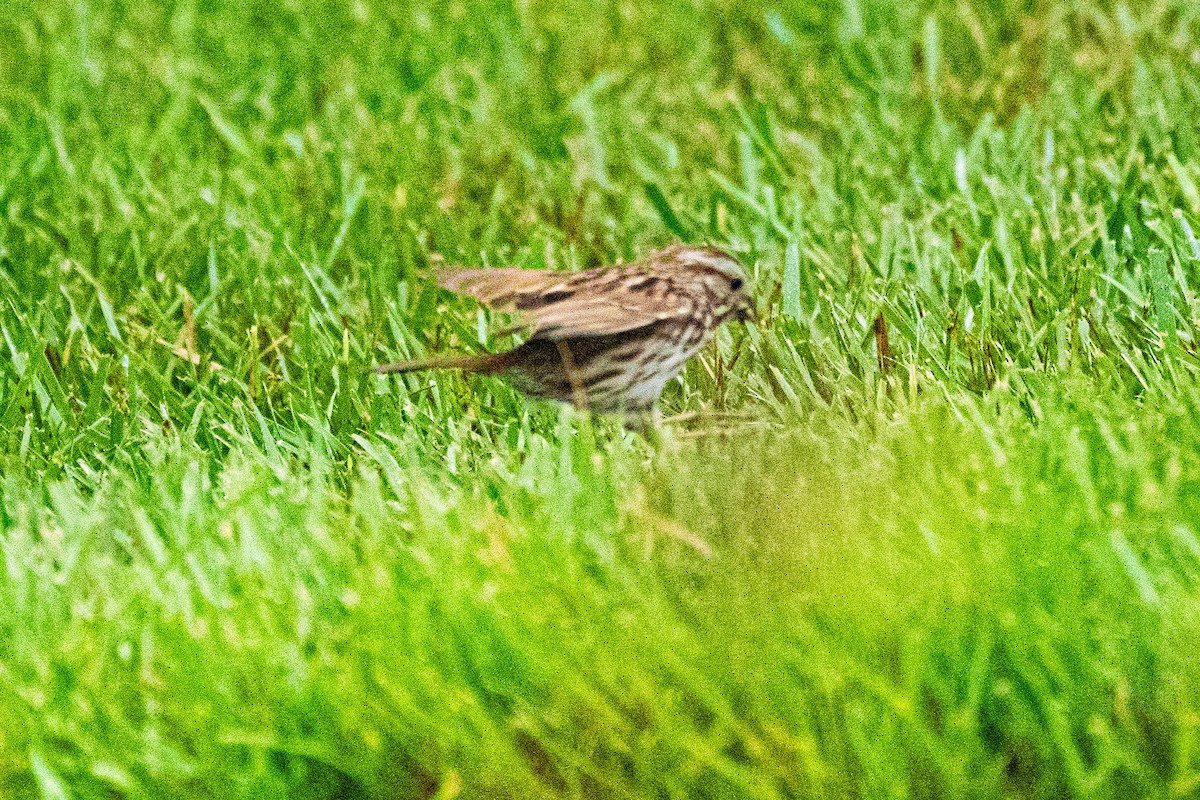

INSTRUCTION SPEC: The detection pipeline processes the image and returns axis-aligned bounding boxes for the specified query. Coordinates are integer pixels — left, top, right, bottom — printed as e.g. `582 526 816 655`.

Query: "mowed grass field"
3 0 1200 797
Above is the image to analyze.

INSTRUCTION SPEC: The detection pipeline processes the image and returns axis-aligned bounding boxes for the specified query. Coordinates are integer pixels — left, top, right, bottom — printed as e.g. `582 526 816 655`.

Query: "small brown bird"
376 244 755 414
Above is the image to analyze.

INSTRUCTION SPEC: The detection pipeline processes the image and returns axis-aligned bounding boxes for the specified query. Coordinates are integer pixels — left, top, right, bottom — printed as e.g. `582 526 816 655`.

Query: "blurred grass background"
2 0 1200 797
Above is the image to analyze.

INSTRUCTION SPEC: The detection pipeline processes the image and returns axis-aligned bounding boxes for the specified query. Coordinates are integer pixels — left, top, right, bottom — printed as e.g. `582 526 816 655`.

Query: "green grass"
3 0 1200 796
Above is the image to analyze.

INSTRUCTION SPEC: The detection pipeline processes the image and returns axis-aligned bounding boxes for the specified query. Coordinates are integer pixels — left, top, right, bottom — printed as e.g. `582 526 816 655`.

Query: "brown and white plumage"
377 244 754 413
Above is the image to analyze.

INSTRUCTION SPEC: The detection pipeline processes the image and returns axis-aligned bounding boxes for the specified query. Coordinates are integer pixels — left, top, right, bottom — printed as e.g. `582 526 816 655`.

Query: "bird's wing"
437 267 692 339
436 268 562 308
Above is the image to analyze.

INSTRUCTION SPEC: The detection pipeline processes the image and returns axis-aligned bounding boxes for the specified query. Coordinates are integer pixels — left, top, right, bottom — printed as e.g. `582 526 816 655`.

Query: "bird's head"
661 244 756 324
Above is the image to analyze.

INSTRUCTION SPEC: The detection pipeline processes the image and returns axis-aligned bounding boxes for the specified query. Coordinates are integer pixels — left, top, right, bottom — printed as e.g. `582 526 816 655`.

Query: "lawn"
3 0 1200 797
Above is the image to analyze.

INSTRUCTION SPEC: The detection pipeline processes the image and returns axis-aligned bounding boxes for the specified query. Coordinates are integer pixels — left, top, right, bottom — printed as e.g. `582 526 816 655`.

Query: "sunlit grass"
2 0 1200 797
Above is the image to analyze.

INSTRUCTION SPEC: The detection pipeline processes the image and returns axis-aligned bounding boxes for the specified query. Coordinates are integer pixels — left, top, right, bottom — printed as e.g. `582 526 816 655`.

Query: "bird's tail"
374 351 512 376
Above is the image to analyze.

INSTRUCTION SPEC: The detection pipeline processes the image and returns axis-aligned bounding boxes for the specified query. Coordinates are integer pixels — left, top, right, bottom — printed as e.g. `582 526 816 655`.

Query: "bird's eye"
730 277 743 291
